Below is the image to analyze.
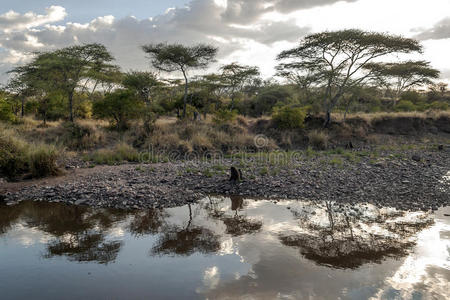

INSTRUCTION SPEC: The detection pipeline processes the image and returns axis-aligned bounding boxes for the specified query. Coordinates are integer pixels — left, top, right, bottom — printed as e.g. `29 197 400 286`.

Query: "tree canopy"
142 43 217 118
277 29 423 125
9 43 116 122
365 60 440 103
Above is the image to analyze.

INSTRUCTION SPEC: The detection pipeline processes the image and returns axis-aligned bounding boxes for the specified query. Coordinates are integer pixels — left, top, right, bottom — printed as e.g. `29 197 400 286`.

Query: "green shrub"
0 99 16 122
28 144 60 178
428 101 449 111
395 100 416 112
272 106 306 130
213 109 238 124
307 130 329 150
93 90 144 130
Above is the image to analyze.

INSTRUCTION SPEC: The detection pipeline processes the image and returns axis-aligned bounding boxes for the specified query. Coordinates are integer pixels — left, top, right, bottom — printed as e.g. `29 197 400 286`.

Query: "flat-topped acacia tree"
142 43 218 118
220 62 260 110
9 43 116 122
277 30 423 126
365 60 440 104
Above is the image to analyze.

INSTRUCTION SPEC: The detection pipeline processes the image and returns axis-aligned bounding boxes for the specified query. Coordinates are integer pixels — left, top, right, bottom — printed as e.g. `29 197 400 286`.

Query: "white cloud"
414 17 450 40
1 0 450 83
0 0 310 81
0 6 66 33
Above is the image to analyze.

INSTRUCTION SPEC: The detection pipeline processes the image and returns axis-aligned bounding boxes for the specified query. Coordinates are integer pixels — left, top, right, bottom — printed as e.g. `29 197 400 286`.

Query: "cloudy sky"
1 0 450 84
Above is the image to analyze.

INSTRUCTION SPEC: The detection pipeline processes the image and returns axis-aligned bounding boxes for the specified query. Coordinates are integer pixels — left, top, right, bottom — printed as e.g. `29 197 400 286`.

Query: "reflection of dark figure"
150 203 221 256
230 195 244 212
229 167 242 182
222 196 262 236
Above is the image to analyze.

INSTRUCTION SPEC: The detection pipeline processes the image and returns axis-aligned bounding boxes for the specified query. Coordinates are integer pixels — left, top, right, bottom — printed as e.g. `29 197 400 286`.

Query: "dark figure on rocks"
230 167 242 182
345 141 354 149
438 145 444 151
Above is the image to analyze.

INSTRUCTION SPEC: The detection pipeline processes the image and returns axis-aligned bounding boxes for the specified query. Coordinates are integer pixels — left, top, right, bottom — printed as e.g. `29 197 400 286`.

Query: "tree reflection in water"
0 201 127 264
128 208 168 236
1 198 436 269
150 203 221 256
280 200 434 269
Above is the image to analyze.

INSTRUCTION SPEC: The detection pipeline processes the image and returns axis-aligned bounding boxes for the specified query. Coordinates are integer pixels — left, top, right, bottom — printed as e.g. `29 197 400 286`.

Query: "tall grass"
0 128 62 179
87 143 139 165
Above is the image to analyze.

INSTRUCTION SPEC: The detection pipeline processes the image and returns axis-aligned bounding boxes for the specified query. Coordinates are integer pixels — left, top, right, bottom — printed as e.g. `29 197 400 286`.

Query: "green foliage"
272 106 306 130
8 43 117 122
142 43 218 118
400 90 424 103
277 29 423 117
122 71 160 103
0 98 16 122
93 89 144 130
75 94 93 119
395 100 416 112
212 109 238 124
241 85 295 117
428 101 449 111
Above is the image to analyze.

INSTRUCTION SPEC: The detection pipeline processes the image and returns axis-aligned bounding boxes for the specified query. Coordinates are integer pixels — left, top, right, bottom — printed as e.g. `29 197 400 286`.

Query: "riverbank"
2 146 449 211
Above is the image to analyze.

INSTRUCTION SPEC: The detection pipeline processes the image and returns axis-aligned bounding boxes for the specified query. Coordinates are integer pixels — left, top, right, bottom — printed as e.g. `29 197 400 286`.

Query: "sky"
1 0 450 84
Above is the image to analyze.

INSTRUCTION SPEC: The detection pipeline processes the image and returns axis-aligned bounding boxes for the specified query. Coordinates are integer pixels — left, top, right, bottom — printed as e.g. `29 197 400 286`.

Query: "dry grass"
145 119 276 154
0 126 62 179
334 111 450 124
307 130 329 150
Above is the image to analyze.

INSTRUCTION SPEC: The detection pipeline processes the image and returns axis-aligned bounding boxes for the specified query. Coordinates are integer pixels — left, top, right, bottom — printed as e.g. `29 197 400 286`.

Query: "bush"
0 131 61 179
28 145 60 178
93 90 144 130
88 143 139 165
272 106 306 130
0 132 28 178
308 130 329 150
395 100 416 112
213 109 238 124
61 122 103 150
428 101 449 111
0 99 16 122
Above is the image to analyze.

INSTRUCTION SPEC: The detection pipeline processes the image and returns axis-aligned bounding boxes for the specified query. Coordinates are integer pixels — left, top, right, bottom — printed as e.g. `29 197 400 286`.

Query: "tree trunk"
230 93 235 111
21 96 25 118
323 110 331 128
68 90 74 122
343 97 352 122
182 69 188 119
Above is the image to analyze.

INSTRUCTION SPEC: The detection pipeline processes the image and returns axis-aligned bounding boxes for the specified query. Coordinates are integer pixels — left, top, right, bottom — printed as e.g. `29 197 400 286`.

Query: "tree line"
0 29 447 129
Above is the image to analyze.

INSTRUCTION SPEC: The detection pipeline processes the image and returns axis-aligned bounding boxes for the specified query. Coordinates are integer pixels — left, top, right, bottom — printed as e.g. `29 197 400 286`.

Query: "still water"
0 197 449 300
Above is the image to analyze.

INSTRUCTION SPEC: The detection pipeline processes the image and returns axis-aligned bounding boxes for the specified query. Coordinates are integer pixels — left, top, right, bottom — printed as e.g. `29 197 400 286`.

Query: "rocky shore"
1 148 449 211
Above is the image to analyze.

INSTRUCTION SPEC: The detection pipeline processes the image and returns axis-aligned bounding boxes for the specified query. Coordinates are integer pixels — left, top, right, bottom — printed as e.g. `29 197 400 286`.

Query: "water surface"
0 197 448 299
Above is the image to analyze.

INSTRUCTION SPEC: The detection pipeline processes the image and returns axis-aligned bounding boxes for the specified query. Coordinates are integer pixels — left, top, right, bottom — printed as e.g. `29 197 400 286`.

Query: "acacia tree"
220 62 260 110
122 71 160 105
365 60 439 104
142 43 217 118
277 29 422 126
5 74 34 117
9 43 116 122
